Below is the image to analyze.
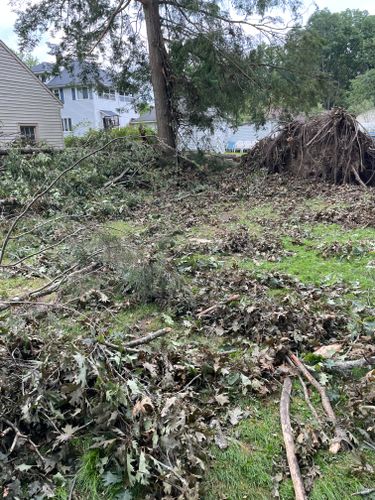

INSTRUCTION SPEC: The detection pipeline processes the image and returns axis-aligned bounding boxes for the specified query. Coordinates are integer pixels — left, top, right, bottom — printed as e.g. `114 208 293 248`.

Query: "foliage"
1 160 375 498
14 50 39 68
64 125 156 148
0 136 158 216
12 0 301 139
346 69 375 115
272 9 375 111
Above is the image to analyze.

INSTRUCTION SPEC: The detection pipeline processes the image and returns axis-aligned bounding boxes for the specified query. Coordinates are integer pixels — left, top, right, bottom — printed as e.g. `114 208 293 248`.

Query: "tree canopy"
274 9 375 111
11 0 301 148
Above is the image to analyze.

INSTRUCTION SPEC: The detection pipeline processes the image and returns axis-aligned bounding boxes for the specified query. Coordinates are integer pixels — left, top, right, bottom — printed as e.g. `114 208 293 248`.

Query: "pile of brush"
242 108 375 186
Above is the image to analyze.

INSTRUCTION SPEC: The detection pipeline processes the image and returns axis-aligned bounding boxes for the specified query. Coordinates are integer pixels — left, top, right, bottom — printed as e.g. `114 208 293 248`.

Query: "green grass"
203 399 283 500
0 274 45 298
107 303 162 336
205 388 375 500
239 224 375 296
104 220 146 237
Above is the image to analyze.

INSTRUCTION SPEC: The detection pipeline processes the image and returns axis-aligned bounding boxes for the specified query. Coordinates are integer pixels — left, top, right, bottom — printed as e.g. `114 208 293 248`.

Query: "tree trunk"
142 0 176 150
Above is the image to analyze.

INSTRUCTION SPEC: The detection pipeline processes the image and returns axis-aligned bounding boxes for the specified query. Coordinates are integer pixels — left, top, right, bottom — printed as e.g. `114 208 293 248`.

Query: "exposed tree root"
242 107 375 186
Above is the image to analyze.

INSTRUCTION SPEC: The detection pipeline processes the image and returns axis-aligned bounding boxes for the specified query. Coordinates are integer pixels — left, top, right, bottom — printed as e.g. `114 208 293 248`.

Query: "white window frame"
76 87 93 100
19 124 38 145
98 89 116 101
62 118 73 132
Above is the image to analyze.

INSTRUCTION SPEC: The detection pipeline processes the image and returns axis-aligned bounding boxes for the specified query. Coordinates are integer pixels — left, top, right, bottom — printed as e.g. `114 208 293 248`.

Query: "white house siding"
357 109 375 138
178 121 234 153
0 41 64 148
55 87 97 136
52 87 139 136
226 122 276 152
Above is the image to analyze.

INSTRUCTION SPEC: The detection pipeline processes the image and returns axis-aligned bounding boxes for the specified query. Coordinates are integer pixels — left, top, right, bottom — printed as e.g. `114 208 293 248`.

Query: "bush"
1 135 158 216
64 125 156 148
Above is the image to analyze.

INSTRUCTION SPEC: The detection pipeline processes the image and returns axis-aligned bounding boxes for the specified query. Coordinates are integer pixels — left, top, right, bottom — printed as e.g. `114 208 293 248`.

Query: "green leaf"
102 471 122 486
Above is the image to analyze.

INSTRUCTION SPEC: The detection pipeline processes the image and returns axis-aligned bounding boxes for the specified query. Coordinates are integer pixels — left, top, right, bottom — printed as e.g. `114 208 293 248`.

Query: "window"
98 89 116 100
103 115 119 129
53 88 64 103
71 88 76 100
20 125 37 145
62 118 73 132
77 87 93 100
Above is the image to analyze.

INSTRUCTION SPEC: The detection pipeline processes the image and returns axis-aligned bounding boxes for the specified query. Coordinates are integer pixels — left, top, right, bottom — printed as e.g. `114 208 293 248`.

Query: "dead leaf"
314 343 342 359
132 396 154 416
215 394 230 406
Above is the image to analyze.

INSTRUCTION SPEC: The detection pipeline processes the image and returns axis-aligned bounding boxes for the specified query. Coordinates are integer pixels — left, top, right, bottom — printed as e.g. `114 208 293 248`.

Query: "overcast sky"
1 0 375 61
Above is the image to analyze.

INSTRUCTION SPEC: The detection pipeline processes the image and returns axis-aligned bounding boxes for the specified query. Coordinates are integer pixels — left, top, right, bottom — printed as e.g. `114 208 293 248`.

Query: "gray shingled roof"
41 61 112 88
131 108 156 123
100 110 119 116
31 62 54 74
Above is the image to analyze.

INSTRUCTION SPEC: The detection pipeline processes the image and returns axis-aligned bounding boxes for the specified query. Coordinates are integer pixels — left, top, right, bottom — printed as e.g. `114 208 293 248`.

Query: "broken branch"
288 352 347 453
280 376 307 500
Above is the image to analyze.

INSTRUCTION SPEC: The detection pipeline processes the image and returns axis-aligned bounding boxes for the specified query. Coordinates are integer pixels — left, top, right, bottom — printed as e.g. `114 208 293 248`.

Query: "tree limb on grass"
324 356 375 373
288 352 348 453
123 327 172 347
280 376 307 500
103 327 172 351
0 262 98 312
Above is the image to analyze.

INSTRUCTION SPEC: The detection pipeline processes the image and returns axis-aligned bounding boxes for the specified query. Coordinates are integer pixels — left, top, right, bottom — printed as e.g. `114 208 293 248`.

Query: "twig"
197 294 240 318
0 262 97 312
1 227 84 267
324 356 375 373
288 352 347 453
123 327 172 347
352 489 375 497
2 418 45 463
68 476 77 500
280 377 307 500
102 327 172 352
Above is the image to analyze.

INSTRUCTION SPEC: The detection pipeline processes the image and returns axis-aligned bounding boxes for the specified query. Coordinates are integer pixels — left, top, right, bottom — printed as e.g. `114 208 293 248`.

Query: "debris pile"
242 108 375 186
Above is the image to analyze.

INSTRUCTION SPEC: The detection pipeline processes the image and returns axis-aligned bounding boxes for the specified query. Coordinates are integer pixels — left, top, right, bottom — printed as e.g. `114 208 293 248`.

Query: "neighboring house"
130 108 157 131
131 108 277 152
130 108 232 152
32 61 138 136
0 40 64 148
225 122 276 153
357 109 375 138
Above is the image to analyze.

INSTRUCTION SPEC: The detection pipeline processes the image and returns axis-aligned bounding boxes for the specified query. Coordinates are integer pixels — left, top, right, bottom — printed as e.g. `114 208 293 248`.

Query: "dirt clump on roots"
242 107 375 186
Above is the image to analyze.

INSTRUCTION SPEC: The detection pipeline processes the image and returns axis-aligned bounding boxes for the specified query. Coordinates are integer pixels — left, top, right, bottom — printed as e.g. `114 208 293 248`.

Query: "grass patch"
0 275 45 298
203 398 283 500
107 303 162 336
104 220 146 237
239 223 375 296
205 387 375 500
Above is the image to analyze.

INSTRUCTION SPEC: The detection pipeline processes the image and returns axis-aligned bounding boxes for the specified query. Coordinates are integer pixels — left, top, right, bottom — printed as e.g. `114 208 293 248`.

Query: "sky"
1 0 375 62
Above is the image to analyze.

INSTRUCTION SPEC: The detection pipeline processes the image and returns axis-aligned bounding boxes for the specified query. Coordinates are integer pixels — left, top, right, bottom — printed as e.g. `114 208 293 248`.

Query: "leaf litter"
0 161 374 498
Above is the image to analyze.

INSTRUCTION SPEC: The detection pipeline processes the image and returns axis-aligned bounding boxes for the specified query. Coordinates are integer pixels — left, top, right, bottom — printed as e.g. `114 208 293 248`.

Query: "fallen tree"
242 108 375 186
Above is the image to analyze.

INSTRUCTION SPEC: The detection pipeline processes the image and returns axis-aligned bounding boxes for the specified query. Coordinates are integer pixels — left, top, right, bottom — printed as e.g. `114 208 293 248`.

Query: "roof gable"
46 61 112 88
0 40 62 107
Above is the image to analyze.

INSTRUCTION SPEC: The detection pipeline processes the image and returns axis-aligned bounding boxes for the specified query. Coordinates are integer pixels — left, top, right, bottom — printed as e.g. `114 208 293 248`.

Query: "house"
130 107 233 152
357 109 375 139
32 61 138 136
225 122 276 153
0 40 64 148
130 108 157 131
